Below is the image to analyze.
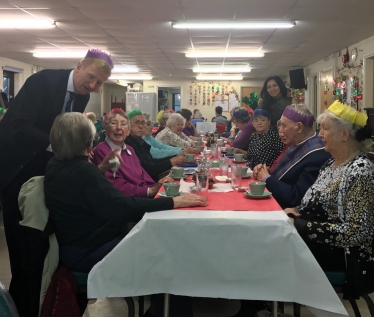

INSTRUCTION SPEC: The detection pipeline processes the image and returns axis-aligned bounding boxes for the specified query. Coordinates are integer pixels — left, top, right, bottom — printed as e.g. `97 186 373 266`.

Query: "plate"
233 159 245 163
242 173 252 179
244 190 272 199
159 191 184 197
170 175 186 180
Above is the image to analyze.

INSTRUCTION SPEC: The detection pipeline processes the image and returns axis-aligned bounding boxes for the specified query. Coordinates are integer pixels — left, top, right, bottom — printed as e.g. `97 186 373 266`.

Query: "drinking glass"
211 143 218 158
219 157 229 176
221 146 227 157
204 149 212 160
196 172 209 202
231 165 242 189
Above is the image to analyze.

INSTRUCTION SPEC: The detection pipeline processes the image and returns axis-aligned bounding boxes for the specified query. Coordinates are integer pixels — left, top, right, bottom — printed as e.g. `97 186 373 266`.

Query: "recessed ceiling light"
33 51 87 58
0 19 55 29
112 66 139 73
172 22 295 29
186 52 264 58
193 66 251 73
196 75 243 80
109 75 153 80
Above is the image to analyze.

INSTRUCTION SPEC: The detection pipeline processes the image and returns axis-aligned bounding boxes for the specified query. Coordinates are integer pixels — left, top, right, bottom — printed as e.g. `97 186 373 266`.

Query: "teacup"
164 182 181 196
211 160 220 167
227 147 234 155
195 140 203 146
234 153 244 162
249 182 266 195
171 167 184 178
185 153 195 162
241 166 248 176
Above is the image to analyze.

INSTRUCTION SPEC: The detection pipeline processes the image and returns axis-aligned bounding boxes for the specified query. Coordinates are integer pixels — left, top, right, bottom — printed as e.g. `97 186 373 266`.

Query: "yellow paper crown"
328 100 367 127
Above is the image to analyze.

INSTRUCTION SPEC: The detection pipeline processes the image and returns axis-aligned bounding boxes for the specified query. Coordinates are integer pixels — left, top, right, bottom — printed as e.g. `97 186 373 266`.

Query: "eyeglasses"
131 120 146 126
109 121 128 127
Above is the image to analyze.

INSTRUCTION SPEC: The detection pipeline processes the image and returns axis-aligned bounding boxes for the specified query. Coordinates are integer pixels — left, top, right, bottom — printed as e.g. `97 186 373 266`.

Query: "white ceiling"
0 0 374 82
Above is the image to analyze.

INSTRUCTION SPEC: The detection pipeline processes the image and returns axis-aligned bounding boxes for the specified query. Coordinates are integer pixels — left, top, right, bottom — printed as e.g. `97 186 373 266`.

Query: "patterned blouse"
246 129 284 170
295 154 374 298
155 127 193 149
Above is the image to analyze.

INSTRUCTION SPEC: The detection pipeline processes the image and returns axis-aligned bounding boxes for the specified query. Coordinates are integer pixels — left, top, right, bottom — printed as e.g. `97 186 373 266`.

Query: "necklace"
332 151 360 168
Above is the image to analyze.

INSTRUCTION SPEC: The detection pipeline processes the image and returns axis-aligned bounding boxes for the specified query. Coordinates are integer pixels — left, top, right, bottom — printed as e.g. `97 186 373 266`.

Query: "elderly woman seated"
233 109 284 170
229 107 255 151
44 112 207 275
287 101 374 299
253 104 331 208
142 112 199 159
156 113 194 148
180 108 199 140
91 109 173 198
153 111 170 137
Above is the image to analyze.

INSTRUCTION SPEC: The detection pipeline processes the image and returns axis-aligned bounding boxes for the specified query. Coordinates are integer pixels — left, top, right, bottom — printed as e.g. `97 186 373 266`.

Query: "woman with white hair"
155 113 194 148
286 100 374 299
44 112 207 274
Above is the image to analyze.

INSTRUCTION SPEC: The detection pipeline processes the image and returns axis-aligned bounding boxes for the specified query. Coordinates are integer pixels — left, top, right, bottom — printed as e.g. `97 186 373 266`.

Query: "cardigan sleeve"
231 121 255 151
146 136 182 159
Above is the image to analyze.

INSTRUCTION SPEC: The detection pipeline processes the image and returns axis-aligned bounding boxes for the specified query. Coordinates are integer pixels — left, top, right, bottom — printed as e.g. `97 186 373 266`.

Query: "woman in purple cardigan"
92 108 173 198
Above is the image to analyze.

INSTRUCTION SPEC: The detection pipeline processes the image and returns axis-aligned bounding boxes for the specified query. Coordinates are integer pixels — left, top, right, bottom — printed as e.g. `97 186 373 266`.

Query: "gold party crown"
328 100 367 127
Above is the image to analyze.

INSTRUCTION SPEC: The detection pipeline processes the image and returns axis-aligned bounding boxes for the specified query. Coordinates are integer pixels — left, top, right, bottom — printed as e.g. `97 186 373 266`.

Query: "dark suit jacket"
266 149 331 209
0 69 90 190
125 134 173 181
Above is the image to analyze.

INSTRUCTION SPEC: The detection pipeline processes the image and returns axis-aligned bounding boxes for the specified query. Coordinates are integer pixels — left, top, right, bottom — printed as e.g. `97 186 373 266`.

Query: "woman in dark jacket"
257 75 292 130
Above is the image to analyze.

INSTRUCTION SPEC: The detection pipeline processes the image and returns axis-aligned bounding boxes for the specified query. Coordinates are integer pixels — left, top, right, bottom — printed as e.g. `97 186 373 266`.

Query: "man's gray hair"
166 113 185 128
289 104 313 116
50 113 96 160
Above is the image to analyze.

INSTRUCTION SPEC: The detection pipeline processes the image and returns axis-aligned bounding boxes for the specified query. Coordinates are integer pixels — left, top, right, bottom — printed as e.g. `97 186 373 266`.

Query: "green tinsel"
241 92 259 110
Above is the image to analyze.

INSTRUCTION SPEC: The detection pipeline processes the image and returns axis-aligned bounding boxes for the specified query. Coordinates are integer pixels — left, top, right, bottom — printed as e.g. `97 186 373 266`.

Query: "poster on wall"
215 94 229 111
229 94 238 109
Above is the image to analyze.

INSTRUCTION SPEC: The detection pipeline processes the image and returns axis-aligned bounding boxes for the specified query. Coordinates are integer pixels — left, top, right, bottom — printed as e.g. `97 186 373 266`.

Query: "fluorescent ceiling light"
109 75 153 80
172 22 295 29
196 75 243 81
112 66 139 73
186 52 264 58
0 19 55 29
33 51 87 58
193 66 251 73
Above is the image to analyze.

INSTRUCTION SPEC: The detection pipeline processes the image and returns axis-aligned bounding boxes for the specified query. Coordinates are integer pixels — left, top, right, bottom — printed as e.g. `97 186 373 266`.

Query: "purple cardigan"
231 121 255 151
92 141 156 197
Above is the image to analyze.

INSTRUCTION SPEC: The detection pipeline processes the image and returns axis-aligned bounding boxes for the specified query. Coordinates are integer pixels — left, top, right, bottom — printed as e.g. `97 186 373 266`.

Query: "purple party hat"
85 48 114 69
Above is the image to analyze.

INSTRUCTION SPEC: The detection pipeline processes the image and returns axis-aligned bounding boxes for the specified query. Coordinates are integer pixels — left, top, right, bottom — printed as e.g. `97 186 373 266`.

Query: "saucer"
244 190 272 199
171 175 186 180
242 173 252 179
233 159 245 163
159 191 184 197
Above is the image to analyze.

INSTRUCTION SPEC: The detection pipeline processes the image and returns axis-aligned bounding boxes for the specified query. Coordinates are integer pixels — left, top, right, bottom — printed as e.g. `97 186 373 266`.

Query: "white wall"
0 57 35 94
143 79 264 121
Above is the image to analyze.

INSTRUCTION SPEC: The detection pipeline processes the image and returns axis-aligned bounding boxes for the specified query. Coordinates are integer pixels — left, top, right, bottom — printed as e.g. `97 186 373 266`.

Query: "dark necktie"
64 91 76 112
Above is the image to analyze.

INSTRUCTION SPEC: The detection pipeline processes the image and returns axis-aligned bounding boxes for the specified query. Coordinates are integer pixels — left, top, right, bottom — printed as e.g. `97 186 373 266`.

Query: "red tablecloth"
158 167 281 212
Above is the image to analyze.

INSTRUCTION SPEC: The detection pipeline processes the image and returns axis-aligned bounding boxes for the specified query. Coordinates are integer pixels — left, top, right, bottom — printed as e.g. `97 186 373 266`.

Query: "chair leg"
125 297 135 317
362 295 374 317
138 296 145 317
349 299 362 317
293 303 301 317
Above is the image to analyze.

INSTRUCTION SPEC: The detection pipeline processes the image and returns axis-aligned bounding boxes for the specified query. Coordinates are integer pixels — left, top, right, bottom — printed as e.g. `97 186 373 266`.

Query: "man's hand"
253 164 269 180
171 155 186 166
97 149 123 173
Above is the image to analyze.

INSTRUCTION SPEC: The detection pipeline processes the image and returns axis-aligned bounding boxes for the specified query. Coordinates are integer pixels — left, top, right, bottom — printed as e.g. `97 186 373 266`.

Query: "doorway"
157 86 182 112
2 70 14 107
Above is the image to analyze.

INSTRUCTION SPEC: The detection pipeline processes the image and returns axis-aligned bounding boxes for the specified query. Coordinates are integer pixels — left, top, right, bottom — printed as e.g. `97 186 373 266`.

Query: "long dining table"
87 162 349 317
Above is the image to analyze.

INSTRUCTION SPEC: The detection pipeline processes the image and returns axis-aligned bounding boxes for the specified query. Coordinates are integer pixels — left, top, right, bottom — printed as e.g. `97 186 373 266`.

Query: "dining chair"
293 270 374 317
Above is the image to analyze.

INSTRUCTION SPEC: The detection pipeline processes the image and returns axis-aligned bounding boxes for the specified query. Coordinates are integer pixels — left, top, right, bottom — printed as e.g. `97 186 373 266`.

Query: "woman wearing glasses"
92 108 174 198
155 113 194 148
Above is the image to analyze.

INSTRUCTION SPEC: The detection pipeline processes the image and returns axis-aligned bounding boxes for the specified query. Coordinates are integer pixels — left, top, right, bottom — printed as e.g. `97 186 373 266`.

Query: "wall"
101 83 127 115
0 57 35 94
305 33 374 114
143 79 264 121
85 92 102 116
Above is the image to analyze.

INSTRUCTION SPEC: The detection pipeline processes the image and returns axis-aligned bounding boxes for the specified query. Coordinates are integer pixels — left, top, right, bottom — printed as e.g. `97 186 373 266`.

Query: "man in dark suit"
0 49 113 316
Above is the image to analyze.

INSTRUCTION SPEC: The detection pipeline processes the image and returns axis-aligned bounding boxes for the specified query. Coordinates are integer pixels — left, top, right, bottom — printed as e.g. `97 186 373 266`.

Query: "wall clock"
351 48 358 62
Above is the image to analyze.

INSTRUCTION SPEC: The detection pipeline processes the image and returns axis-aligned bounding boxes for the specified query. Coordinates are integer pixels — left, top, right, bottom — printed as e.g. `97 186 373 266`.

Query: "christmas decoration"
241 92 259 110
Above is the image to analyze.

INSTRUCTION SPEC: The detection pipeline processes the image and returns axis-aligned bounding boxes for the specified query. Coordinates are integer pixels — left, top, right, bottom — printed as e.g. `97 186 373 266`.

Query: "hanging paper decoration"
290 88 304 103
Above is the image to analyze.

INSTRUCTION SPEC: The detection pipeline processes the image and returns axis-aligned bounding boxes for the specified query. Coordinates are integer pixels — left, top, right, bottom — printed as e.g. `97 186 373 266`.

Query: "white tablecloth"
88 210 348 317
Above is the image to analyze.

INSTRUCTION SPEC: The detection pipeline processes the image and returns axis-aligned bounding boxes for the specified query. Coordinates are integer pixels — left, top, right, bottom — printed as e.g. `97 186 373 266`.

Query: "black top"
44 156 174 248
125 134 173 181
